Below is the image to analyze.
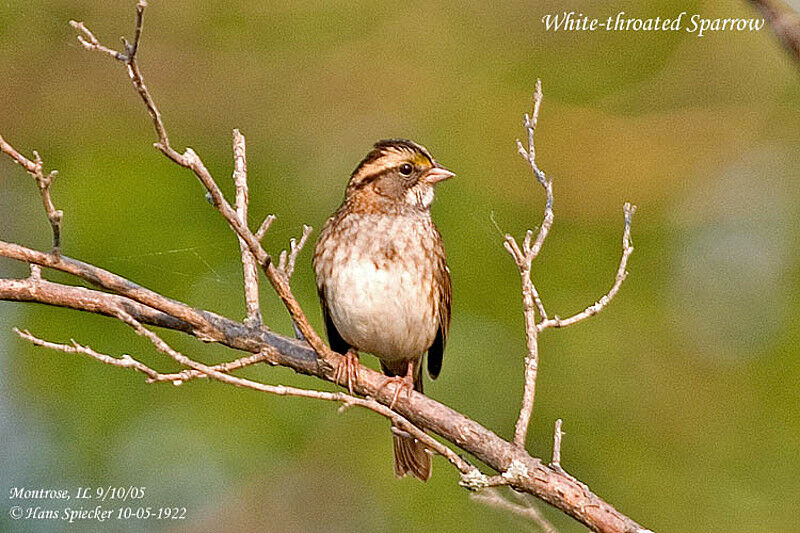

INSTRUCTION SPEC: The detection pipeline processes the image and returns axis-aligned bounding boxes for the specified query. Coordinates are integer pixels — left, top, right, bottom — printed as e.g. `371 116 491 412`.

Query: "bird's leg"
377 360 416 410
333 348 360 394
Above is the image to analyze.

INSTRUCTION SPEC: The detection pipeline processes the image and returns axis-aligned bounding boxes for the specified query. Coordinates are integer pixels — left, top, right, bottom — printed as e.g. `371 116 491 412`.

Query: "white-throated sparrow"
313 139 453 481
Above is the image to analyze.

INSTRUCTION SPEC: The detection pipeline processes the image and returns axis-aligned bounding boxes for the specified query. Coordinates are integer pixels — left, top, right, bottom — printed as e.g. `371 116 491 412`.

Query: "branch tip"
552 418 564 469
0 135 63 252
255 214 276 241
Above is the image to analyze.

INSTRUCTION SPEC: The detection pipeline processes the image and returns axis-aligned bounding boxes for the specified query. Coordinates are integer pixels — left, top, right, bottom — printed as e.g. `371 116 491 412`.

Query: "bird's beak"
424 165 455 184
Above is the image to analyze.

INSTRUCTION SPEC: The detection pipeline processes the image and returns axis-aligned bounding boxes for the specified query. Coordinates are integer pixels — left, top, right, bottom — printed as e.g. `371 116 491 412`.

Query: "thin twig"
509 79 552 448
233 129 262 326
537 203 636 332
0 134 63 253
13 327 278 385
255 214 276 242
551 418 563 471
69 20 122 60
14 327 161 380
275 223 313 340
148 349 277 384
277 225 313 281
472 488 560 533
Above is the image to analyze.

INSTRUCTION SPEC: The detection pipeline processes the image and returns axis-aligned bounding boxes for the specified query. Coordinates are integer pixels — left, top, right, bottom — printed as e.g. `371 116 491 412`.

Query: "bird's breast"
315 213 440 361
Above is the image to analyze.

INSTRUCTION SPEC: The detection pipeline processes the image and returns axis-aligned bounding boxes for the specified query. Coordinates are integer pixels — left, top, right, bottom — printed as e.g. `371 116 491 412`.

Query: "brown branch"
748 0 800 63
17 306 472 476
232 129 263 326
0 253 650 533
0 134 63 252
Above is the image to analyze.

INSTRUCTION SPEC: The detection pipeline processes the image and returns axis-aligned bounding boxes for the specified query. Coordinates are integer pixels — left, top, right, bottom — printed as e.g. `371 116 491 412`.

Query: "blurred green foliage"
1 1 799 531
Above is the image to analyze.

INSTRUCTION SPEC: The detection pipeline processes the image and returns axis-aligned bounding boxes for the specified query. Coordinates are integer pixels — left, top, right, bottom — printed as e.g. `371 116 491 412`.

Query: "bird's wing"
314 214 352 356
317 289 352 355
427 261 451 380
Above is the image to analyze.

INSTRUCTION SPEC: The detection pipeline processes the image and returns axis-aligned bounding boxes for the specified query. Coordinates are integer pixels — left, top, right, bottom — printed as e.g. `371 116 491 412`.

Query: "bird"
313 139 453 481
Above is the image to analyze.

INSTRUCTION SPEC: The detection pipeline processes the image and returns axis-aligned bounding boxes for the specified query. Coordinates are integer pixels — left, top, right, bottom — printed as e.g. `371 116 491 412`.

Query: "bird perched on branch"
313 139 453 481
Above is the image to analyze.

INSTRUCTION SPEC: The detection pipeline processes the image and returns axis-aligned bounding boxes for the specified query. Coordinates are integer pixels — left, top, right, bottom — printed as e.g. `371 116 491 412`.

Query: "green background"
1 0 799 531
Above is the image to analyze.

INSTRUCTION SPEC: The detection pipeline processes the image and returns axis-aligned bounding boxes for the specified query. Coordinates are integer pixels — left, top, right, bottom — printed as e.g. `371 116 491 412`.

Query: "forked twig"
537 203 636 332
277 225 313 281
0 135 63 253
505 80 635 451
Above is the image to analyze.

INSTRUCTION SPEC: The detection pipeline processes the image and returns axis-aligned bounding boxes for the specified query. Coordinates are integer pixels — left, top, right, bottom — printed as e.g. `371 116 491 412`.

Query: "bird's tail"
382 360 431 481
392 430 431 481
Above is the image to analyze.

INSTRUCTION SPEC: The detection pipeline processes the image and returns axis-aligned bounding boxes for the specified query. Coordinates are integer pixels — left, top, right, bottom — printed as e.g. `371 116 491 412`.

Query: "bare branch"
277 225 313 281
509 79 553 448
0 134 63 253
507 80 636 453
232 129 262 326
125 0 147 60
108 307 474 475
0 242 649 533
14 327 161 380
537 203 636 332
15 312 465 471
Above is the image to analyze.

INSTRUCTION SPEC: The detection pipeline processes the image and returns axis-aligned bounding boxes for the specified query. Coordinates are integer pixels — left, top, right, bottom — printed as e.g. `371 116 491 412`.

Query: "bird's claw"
334 349 360 394
377 375 414 410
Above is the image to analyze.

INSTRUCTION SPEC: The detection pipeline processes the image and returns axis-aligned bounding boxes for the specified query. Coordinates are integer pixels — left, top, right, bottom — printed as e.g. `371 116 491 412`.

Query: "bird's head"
345 139 454 211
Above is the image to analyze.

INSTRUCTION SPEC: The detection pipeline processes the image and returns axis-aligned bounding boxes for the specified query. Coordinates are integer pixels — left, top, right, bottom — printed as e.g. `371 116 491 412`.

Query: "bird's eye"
399 163 413 176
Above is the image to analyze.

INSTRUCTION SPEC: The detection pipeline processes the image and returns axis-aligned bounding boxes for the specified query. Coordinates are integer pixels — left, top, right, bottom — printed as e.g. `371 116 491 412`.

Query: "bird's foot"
333 348 360 394
377 374 414 410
